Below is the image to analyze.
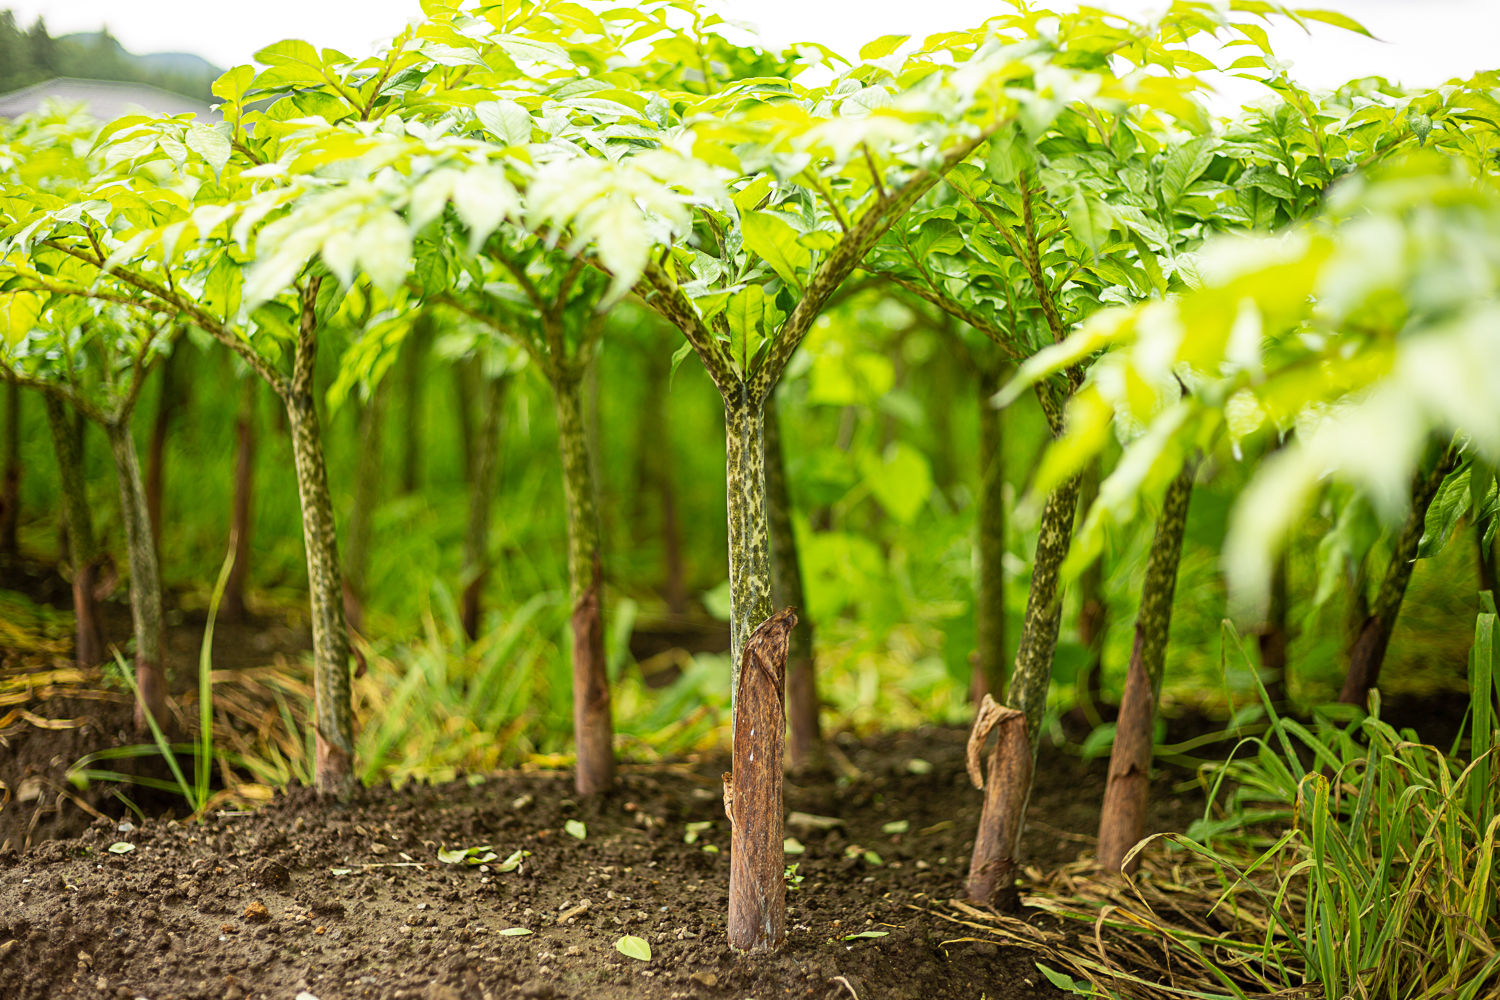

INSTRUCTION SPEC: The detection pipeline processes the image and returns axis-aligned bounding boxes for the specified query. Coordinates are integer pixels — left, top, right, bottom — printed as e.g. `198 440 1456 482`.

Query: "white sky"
6 0 1493 100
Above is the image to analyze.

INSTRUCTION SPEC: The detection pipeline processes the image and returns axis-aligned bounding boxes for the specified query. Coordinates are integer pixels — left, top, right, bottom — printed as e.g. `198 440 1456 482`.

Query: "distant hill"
0 13 222 102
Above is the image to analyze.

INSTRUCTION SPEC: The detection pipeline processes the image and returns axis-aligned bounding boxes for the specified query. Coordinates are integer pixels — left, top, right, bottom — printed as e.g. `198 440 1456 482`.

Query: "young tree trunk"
554 374 615 796
1096 460 1197 873
399 312 431 496
461 373 507 640
726 608 797 952
343 377 389 635
967 470 1081 907
43 394 105 668
104 419 168 733
1339 445 1460 707
764 397 819 768
223 378 256 624
1 379 20 558
287 279 356 798
1074 458 1108 724
145 345 184 555
973 365 1007 705
725 392 774 681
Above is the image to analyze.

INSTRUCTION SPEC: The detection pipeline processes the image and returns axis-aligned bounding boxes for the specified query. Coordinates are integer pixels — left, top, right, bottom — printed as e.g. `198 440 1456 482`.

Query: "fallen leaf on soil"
615 935 651 961
107 842 133 854
498 927 532 936
564 820 587 840
841 931 889 941
788 812 843 831
784 837 805 854
881 821 909 834
905 758 933 774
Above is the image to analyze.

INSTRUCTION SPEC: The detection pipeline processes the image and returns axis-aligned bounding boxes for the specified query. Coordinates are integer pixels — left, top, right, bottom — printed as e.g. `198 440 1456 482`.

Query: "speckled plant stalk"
967 470 1081 906
1 379 20 557
1340 444 1459 708
554 373 615 797
286 279 355 798
1096 459 1197 873
104 418 167 733
725 391 773 689
461 373 508 640
973 365 1007 705
764 397 818 768
42 393 104 668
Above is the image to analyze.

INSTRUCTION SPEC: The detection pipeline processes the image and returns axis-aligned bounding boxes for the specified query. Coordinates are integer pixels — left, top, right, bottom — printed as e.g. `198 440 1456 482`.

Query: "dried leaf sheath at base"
727 606 797 952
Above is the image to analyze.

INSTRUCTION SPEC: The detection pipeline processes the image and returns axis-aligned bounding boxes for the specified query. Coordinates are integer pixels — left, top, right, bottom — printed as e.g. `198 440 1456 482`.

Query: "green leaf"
203 255 243 321
1162 136 1217 206
986 125 1033 185
437 846 468 864
684 821 713 845
1066 189 1112 257
740 211 810 291
498 927 533 936
859 34 909 61
0 291 44 346
727 285 764 373
732 174 772 215
1294 8 1374 38
564 819 587 840
185 124 231 180
881 820 909 834
615 935 652 961
1034 961 1090 994
1418 466 1471 559
108 842 135 854
491 34 570 67
493 849 527 872
841 930 888 940
783 837 806 854
475 100 533 146
862 851 884 866
330 868 353 876
212 64 255 103
862 443 932 523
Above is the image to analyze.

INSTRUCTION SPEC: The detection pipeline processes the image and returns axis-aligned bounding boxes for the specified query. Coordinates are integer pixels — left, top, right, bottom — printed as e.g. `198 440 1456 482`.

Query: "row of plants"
3 0 1499 982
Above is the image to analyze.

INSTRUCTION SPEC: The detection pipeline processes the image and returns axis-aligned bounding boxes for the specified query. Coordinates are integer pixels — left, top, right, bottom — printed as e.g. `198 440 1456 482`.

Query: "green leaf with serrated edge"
1418 465 1471 559
740 211 809 291
564 819 587 840
615 935 652 961
498 927 532 936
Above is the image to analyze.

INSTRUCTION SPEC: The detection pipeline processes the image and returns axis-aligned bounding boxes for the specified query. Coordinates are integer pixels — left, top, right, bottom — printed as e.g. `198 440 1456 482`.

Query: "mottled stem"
725 392 774 696
1096 458 1196 873
1340 444 1459 707
44 393 106 667
288 279 356 798
104 418 167 733
765 397 819 767
554 373 615 796
974 365 1007 704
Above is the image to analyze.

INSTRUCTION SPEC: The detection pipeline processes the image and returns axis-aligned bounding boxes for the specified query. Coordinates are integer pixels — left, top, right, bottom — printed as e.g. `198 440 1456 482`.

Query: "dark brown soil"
0 725 1211 1000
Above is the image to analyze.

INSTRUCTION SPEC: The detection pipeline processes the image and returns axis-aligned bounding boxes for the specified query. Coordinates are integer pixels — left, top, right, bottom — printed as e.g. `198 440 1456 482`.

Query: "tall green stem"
554 373 615 796
1096 459 1196 872
104 417 167 733
725 390 772 692
288 279 355 797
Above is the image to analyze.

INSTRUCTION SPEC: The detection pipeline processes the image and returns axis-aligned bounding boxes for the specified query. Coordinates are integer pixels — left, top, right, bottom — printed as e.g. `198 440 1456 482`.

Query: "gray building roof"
0 78 219 123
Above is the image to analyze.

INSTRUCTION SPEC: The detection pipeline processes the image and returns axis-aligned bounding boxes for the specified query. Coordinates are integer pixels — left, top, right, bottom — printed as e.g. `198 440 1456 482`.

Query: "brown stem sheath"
966 696 1033 908
727 607 797 951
